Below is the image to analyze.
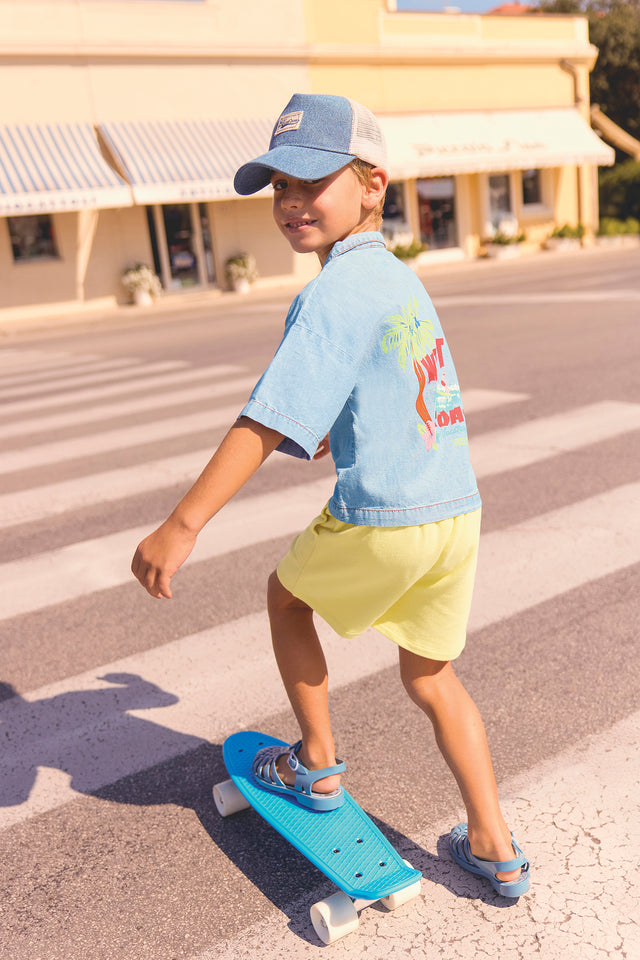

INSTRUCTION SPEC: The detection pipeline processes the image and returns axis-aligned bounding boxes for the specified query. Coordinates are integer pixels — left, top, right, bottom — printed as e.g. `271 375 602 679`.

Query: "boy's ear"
361 167 389 210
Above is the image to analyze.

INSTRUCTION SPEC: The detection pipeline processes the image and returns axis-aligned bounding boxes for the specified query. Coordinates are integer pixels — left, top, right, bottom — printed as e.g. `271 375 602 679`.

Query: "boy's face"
271 165 376 265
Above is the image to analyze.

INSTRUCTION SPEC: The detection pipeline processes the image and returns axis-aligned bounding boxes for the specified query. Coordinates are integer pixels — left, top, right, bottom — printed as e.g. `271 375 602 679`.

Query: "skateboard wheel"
213 779 250 817
380 861 422 910
310 891 359 945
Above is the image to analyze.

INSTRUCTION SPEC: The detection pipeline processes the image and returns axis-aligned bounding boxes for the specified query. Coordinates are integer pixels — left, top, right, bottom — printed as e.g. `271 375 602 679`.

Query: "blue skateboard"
213 731 422 944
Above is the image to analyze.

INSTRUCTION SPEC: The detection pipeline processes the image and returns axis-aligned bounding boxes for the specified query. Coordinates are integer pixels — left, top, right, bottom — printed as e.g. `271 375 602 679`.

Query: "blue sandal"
252 740 346 812
449 822 530 897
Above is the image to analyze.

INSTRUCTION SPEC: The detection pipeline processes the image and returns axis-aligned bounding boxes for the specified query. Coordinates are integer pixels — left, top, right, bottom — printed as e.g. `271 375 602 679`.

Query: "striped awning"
380 107 615 179
97 118 274 204
0 123 132 216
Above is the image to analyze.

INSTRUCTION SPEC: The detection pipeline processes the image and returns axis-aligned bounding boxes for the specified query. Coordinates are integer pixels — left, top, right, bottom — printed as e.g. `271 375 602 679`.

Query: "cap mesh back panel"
347 99 388 168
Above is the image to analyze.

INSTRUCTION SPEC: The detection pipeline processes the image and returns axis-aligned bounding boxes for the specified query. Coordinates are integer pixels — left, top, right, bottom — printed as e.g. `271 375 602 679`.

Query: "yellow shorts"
277 505 481 662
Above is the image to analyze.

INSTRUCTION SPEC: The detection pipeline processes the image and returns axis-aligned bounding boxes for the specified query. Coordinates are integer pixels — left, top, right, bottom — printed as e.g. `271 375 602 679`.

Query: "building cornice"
0 41 599 68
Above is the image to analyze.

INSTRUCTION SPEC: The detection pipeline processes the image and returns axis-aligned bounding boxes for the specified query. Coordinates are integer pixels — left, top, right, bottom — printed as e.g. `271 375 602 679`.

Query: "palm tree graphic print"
382 296 438 450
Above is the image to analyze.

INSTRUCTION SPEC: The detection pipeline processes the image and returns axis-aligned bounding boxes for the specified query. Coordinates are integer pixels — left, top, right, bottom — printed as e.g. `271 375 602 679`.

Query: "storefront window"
8 215 58 262
522 169 542 206
488 174 512 231
163 204 199 287
382 182 410 241
199 203 216 284
146 203 217 290
417 177 457 250
162 203 198 287
146 207 163 284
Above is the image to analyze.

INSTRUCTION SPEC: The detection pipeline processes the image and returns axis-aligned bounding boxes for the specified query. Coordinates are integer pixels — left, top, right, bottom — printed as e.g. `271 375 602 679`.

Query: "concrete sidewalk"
198 710 640 958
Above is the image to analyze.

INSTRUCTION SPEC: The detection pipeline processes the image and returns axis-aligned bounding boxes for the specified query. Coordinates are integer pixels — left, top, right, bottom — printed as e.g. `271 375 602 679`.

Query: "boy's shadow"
0 676 512 944
0 676 204 804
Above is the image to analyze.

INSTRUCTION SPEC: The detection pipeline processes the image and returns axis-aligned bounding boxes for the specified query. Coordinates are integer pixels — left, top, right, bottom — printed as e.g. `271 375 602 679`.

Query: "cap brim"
234 145 355 196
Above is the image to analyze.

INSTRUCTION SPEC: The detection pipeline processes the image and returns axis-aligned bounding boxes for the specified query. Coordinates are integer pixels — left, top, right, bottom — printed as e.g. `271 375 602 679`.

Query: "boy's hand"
313 434 332 460
131 418 284 600
131 519 197 599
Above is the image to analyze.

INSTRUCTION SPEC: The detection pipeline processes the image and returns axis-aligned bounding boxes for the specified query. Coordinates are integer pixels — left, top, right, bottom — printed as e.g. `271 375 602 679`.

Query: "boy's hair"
350 158 387 229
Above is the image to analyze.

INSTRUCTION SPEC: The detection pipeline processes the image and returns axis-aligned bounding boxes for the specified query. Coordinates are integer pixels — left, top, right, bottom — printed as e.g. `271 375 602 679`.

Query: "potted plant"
225 252 257 293
121 264 162 306
545 223 585 252
482 231 526 259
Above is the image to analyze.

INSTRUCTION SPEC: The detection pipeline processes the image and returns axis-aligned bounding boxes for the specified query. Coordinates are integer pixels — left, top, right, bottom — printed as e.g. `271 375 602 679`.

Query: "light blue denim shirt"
241 232 481 526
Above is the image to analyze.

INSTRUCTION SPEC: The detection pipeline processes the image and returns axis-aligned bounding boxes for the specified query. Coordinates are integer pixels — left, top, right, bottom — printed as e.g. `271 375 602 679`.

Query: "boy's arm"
131 417 284 599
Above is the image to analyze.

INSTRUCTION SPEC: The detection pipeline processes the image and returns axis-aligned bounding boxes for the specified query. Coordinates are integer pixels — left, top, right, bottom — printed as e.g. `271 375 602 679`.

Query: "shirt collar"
324 231 386 266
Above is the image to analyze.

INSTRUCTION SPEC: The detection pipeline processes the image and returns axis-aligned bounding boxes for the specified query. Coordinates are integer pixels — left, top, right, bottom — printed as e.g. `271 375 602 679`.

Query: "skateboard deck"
214 731 422 943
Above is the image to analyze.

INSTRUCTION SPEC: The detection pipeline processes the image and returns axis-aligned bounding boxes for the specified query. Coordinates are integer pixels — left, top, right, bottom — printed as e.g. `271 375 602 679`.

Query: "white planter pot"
485 243 522 260
595 234 640 249
133 288 154 306
544 237 581 252
232 277 251 294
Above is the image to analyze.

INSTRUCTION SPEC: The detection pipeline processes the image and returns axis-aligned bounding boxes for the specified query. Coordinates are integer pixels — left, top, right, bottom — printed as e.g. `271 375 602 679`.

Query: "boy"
131 94 529 897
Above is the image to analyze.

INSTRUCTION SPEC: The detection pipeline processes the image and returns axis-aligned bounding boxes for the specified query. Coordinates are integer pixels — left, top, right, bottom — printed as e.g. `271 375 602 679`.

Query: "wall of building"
86 207 154 304
211 197 317 291
0 0 309 122
1 213 77 309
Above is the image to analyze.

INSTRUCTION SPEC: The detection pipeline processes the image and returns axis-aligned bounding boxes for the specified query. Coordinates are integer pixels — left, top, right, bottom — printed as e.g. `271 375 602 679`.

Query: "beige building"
0 0 614 323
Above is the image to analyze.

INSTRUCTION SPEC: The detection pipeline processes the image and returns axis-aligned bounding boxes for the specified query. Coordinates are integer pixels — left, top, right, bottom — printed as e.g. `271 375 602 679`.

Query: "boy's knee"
267 569 285 614
399 650 452 712
267 569 311 620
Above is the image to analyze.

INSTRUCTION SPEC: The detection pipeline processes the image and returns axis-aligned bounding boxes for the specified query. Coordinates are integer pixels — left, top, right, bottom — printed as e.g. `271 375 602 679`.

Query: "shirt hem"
327 492 482 527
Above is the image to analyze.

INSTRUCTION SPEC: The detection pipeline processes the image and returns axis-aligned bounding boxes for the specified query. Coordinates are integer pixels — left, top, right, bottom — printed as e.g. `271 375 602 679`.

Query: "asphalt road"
1 245 639 959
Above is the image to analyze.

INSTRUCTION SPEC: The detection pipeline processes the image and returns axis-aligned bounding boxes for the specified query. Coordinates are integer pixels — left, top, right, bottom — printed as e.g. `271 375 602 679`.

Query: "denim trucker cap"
234 93 387 196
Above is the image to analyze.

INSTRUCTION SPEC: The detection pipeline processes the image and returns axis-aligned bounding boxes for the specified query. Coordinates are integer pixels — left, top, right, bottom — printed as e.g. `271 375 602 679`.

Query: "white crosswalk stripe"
0 403 244 473
0 359 189 401
2 343 638 958
0 348 103 372
0 356 141 389
0 373 259 441
0 361 245 419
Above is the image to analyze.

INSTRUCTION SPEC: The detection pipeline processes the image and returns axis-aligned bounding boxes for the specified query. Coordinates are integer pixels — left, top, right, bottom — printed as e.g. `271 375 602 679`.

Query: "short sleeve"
240 302 365 460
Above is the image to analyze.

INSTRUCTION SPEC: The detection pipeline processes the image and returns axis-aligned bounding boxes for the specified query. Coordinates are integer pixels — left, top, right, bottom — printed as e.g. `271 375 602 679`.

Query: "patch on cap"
274 110 303 136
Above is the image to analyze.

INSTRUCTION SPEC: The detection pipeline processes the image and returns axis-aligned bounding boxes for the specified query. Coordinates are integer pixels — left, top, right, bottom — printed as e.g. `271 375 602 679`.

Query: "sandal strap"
450 823 528 872
476 852 526 872
253 740 346 799
464 835 527 872
252 743 288 788
286 740 346 796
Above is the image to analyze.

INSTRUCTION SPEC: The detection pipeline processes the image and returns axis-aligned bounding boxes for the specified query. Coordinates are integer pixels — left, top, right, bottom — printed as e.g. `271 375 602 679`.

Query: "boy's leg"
398 649 520 882
266 570 341 795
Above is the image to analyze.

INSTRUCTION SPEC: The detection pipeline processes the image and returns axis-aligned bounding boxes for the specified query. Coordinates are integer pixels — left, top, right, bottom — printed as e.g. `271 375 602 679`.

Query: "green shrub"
597 216 640 236
550 223 585 239
598 161 640 221
391 239 427 260
483 231 526 245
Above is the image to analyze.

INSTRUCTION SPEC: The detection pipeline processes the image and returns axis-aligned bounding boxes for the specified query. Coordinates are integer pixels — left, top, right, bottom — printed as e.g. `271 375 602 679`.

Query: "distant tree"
536 0 640 147
598 160 640 219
